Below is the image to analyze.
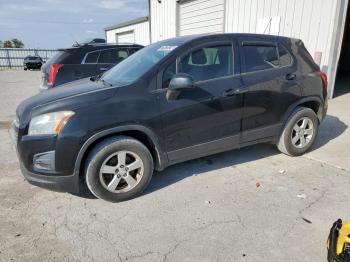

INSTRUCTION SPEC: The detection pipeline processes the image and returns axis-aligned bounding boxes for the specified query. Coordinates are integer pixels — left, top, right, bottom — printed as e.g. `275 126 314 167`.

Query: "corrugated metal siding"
225 0 338 72
106 21 150 46
150 0 177 43
179 0 225 36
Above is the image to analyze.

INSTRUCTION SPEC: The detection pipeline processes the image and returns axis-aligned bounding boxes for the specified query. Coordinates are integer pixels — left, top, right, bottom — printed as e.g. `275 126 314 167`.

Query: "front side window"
162 60 176 88
178 45 233 82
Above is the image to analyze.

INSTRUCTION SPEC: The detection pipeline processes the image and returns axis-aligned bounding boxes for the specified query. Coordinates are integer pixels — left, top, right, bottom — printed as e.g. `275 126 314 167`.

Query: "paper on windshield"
157 46 177 53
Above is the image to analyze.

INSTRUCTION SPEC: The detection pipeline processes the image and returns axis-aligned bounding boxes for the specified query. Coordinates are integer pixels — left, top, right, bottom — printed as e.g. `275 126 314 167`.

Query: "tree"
0 41 3 48
2 39 24 48
3 40 13 48
11 38 24 48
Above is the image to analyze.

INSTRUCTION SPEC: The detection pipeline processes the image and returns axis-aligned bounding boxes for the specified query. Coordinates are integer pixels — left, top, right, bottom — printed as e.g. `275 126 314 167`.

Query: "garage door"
116 30 135 44
179 0 225 36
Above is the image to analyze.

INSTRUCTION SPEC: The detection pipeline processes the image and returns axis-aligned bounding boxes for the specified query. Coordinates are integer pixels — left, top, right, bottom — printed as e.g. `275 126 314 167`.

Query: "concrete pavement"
0 70 349 262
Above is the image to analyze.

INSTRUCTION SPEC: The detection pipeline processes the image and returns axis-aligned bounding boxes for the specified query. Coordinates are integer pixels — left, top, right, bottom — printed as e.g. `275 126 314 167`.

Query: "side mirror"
166 73 195 100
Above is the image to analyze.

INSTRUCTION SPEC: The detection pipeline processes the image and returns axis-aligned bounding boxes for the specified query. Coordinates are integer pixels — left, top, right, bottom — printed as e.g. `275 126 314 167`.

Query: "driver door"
157 40 244 163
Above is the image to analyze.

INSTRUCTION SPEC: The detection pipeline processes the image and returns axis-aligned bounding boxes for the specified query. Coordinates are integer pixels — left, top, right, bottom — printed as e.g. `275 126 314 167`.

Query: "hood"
17 77 118 125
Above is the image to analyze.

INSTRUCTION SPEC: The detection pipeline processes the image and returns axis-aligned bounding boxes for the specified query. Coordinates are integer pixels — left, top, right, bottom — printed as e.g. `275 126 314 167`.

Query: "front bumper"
11 120 79 193
24 63 42 68
20 162 79 193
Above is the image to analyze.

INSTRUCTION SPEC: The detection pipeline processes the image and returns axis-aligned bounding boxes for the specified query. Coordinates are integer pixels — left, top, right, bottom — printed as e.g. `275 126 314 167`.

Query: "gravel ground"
0 70 349 262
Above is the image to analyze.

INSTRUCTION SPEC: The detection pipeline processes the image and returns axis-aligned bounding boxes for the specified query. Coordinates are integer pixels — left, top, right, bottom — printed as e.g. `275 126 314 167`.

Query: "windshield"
102 42 179 85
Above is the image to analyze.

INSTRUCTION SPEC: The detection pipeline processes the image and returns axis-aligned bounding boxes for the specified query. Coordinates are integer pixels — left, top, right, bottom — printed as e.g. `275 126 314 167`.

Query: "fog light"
33 151 55 171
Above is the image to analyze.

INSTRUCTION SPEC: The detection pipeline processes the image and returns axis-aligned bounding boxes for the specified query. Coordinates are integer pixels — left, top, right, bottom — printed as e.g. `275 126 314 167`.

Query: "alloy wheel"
99 150 144 193
291 117 314 148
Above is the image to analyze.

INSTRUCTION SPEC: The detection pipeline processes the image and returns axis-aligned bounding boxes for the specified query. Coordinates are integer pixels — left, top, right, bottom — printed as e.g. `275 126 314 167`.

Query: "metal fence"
0 48 57 69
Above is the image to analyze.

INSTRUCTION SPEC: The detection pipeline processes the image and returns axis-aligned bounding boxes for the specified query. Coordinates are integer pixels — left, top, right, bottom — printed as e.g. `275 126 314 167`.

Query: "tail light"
318 71 328 89
47 64 63 86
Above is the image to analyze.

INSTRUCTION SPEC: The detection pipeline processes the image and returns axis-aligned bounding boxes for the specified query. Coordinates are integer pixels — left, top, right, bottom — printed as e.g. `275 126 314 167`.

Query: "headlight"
28 111 75 136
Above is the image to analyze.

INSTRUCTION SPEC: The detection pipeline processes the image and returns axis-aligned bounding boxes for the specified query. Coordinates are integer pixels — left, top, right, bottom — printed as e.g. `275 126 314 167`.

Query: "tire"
277 107 319 156
24 68 27 71
85 136 154 202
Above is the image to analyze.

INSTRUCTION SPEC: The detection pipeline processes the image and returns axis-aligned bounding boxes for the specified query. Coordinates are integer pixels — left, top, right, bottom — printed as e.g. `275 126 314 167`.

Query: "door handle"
223 88 246 97
99 67 109 71
286 73 296 80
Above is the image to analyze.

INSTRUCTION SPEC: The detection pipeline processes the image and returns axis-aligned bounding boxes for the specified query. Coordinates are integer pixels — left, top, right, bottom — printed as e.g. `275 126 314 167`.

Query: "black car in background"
40 42 143 91
14 34 328 202
23 56 43 70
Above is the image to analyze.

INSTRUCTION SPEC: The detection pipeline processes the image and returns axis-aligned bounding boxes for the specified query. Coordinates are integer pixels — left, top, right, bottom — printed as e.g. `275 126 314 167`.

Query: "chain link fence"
0 48 57 69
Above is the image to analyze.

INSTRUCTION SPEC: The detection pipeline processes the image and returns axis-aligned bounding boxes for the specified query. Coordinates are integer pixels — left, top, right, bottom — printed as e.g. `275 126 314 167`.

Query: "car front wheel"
85 136 153 202
277 107 319 156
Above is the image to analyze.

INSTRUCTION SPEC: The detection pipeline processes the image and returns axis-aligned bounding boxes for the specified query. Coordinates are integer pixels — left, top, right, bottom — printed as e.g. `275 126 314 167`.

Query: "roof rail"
87 42 142 47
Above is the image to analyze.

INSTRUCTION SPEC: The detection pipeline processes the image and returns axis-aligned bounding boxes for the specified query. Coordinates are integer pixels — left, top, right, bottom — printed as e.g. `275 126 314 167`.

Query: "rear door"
238 37 301 142
96 48 129 75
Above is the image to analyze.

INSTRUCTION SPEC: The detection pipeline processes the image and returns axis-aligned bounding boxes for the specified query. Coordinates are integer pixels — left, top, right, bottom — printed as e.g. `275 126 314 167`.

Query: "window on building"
85 51 99 64
178 45 233 82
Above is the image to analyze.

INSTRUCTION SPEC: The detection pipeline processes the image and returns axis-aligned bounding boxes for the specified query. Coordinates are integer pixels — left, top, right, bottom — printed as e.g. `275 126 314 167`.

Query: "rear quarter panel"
291 39 326 100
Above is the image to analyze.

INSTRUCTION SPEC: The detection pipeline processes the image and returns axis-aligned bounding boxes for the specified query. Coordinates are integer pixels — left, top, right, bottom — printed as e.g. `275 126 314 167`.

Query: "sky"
0 0 148 49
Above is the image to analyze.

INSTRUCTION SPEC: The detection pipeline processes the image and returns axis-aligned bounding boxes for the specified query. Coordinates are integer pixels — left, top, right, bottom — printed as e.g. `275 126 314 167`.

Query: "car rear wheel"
277 107 319 156
85 136 153 202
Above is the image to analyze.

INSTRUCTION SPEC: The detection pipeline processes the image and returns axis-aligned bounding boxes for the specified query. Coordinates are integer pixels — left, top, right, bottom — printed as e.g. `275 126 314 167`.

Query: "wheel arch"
277 96 324 142
74 125 168 179
282 96 324 125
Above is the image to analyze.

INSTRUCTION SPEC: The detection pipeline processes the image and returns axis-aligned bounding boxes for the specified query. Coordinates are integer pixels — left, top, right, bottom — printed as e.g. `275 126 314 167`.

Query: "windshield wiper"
90 73 103 82
101 79 113 87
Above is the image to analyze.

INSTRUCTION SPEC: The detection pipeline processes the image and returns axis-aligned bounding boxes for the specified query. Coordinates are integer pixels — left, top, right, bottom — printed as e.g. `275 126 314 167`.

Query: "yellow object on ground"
328 219 350 262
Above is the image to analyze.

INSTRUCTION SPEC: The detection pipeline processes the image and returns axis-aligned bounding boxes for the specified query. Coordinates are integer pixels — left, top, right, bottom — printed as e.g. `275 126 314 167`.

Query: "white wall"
225 0 338 74
106 21 150 46
150 0 177 43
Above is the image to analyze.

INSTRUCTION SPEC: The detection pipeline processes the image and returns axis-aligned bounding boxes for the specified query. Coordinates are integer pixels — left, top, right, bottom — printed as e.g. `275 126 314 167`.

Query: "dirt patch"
0 121 11 130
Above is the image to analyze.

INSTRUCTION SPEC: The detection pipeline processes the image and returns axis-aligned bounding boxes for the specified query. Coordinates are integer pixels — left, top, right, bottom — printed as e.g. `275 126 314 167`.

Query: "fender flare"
73 125 168 176
281 96 324 129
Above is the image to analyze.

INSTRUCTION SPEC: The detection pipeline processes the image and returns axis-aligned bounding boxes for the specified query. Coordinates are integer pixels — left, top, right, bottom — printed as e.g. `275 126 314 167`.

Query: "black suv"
13 34 328 202
40 42 143 91
23 56 43 70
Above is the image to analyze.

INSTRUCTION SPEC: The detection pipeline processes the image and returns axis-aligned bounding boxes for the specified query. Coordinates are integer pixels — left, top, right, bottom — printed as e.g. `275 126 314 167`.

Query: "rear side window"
128 47 141 55
242 43 279 73
98 48 129 64
278 44 293 67
85 51 99 63
242 41 293 73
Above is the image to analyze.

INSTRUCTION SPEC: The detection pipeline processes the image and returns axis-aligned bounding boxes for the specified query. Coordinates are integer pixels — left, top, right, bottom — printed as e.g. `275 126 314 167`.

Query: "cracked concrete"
0 70 350 261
